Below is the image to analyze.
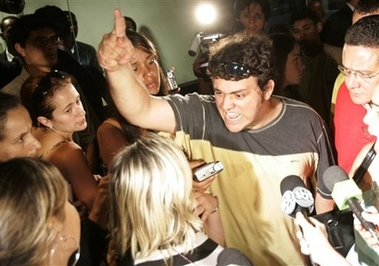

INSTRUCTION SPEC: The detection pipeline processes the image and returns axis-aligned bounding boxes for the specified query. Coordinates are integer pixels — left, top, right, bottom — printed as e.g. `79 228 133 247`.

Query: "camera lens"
0 0 25 14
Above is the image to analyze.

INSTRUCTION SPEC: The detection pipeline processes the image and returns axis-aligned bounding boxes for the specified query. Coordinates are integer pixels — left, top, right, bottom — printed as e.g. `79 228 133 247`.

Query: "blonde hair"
0 158 67 265
109 133 202 262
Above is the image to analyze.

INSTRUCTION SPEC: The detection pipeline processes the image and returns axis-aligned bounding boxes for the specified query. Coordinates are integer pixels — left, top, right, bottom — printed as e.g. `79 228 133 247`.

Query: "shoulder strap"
353 142 377 185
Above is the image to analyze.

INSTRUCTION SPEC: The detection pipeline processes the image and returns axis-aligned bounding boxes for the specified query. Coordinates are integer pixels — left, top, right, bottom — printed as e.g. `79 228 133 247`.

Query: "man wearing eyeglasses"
98 9 336 265
333 8 379 175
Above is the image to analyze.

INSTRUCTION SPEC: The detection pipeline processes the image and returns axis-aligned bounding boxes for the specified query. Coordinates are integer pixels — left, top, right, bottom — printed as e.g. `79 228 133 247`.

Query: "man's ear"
263 79 275 100
37 116 52 128
15 43 26 57
316 22 323 33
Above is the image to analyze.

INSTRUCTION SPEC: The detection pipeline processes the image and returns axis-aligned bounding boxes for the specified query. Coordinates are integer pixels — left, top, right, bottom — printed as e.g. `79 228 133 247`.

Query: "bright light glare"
195 4 216 25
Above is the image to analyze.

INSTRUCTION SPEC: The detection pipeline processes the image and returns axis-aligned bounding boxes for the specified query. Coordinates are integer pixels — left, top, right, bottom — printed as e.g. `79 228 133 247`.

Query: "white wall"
1 0 234 84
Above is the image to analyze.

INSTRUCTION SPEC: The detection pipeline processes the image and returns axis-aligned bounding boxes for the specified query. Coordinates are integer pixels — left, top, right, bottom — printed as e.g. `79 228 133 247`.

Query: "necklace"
48 127 72 142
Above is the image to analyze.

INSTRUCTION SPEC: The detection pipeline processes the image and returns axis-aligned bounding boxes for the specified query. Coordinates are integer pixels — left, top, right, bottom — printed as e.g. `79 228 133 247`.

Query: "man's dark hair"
290 7 320 26
124 16 137 31
234 0 271 20
208 33 277 90
7 14 56 48
34 5 70 39
355 0 379 15
345 14 379 48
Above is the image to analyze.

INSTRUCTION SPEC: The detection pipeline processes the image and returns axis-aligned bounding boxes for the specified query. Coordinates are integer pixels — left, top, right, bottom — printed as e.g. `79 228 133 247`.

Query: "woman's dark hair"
126 30 167 96
0 92 20 140
269 33 296 92
20 71 71 127
231 0 270 34
105 31 168 144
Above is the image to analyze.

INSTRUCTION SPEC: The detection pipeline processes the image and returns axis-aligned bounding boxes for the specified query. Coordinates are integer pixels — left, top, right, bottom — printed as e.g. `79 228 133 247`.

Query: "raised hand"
97 9 134 71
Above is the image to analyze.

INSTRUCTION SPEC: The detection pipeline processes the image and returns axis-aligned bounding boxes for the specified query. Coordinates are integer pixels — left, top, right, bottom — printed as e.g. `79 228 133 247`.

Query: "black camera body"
0 0 25 14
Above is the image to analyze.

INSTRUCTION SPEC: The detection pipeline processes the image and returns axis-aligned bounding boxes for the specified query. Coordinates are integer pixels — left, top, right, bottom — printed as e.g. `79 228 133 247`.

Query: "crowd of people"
1 0 379 265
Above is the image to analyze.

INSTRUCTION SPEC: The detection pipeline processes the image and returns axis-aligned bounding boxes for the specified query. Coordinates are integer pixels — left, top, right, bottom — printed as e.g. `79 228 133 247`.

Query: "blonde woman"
108 134 232 265
0 158 80 265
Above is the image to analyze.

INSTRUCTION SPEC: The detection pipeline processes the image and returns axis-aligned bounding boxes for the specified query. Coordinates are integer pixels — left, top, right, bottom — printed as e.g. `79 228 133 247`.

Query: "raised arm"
98 9 176 133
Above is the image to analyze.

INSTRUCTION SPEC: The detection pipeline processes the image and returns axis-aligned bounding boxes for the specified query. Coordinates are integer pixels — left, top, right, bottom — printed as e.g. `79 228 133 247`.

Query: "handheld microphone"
280 175 314 218
216 248 253 266
324 165 379 241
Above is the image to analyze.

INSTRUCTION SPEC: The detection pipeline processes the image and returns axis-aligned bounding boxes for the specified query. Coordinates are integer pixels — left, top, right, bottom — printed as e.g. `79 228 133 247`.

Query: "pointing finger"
113 8 126 38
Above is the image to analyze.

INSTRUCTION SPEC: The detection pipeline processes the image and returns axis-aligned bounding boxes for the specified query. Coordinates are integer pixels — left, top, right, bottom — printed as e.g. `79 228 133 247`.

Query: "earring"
50 235 80 266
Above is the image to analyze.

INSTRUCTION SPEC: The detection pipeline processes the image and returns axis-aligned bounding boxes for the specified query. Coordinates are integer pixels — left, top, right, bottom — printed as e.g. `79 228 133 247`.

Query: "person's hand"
88 174 110 229
190 160 217 192
193 191 218 222
72 200 89 221
193 52 208 78
106 240 118 266
97 8 134 71
295 212 335 264
354 207 379 247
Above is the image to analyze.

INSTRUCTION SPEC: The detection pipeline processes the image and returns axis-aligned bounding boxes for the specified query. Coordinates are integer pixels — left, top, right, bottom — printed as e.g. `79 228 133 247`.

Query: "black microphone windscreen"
323 165 349 194
217 248 253 266
280 175 305 195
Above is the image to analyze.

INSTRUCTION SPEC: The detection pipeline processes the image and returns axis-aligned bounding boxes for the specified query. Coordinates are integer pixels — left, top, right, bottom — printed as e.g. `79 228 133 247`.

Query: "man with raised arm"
98 9 335 265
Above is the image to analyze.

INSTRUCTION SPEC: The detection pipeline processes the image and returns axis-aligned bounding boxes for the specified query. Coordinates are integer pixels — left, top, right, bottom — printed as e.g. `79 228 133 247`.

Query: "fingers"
113 9 126 38
362 210 379 225
193 192 217 222
295 212 308 227
192 175 215 192
98 9 133 71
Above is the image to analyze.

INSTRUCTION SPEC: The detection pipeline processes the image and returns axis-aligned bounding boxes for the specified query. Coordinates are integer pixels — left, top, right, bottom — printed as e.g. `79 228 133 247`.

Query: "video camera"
188 31 225 57
0 0 25 14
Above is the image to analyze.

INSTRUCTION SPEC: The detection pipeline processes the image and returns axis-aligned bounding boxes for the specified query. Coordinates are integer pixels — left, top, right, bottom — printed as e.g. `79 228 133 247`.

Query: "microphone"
324 165 379 241
216 248 253 266
188 32 226 56
280 175 314 218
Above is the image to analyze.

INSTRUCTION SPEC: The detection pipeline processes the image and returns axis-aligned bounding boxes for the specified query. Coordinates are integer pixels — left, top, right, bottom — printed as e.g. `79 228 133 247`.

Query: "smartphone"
166 68 179 92
193 161 224 182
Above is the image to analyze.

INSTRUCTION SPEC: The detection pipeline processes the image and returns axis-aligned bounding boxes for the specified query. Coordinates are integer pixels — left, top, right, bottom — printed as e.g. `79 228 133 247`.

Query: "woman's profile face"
284 44 305 87
131 48 161 95
48 84 87 134
0 105 41 161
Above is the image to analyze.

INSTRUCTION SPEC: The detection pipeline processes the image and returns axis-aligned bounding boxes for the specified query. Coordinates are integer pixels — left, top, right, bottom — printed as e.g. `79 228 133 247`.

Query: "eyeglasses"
33 70 65 104
29 35 60 48
337 65 379 83
217 61 260 79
